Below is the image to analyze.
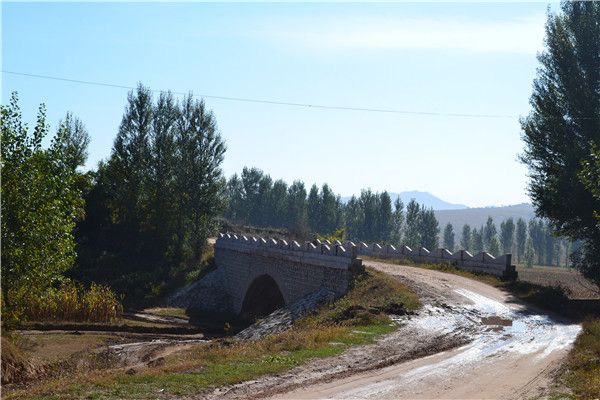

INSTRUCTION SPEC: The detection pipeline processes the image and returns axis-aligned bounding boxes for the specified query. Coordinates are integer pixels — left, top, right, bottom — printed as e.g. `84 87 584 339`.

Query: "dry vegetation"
10 281 122 324
3 268 420 400
516 265 599 300
564 319 600 399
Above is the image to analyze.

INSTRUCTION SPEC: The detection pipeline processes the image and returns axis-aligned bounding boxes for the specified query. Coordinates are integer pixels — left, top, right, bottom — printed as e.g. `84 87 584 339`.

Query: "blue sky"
2 2 557 207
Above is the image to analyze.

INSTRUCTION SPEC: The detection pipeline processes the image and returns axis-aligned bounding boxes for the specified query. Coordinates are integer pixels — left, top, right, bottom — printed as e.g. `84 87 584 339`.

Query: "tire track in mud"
196 261 581 400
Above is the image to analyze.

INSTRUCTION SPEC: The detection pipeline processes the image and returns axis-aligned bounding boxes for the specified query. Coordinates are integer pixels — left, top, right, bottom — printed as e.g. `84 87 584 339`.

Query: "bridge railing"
216 233 517 280
217 233 357 259
345 240 516 280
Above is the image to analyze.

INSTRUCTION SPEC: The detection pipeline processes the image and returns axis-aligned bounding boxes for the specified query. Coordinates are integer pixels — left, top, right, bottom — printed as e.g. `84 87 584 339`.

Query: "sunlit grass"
7 268 414 400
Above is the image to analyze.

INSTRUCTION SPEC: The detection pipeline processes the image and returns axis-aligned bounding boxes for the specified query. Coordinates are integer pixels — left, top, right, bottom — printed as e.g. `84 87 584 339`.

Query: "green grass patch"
7 268 414 400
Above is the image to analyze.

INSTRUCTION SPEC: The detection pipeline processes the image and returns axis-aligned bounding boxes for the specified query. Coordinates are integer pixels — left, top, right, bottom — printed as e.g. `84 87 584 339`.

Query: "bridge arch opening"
240 274 285 322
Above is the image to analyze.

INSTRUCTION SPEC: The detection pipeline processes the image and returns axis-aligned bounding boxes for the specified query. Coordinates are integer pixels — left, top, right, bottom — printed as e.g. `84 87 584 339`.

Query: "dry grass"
564 319 600 399
300 268 421 327
1 337 39 385
12 282 123 323
5 268 419 400
16 333 113 364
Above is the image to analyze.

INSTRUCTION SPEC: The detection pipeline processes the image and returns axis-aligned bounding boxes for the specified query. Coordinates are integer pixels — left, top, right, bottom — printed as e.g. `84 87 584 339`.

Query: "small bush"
10 281 123 323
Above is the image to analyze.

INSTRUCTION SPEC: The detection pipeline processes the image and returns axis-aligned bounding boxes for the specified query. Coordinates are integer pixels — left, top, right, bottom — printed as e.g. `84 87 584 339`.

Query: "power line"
2 70 520 119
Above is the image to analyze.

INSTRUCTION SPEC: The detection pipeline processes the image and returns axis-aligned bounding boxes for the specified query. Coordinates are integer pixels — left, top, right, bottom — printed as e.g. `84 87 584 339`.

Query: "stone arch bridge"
175 233 515 321
215 233 363 320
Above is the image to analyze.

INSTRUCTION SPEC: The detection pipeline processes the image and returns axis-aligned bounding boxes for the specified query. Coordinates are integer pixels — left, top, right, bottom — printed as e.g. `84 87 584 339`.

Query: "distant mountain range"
341 191 468 210
341 191 537 229
435 203 536 230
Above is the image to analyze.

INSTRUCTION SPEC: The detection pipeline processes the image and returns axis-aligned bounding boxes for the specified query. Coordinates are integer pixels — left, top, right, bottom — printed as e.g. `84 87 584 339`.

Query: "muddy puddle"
314 288 581 399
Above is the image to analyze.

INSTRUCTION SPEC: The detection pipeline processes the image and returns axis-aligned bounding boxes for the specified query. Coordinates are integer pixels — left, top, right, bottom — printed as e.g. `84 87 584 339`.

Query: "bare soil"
516 265 599 299
196 260 581 400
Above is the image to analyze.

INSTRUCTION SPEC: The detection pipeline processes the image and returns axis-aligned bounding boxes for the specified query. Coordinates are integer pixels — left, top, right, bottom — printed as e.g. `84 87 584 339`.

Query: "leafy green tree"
344 195 363 240
483 217 498 253
57 112 91 170
472 227 484 253
256 174 273 226
287 180 308 238
358 190 379 242
488 236 501 257
391 198 404 245
524 237 536 268
516 218 527 263
544 221 557 266
520 2 600 284
419 207 439 250
225 174 244 222
75 86 226 301
443 223 455 251
320 184 341 235
175 94 227 263
404 199 421 249
240 167 263 225
270 179 289 228
528 219 546 265
500 218 515 255
377 191 393 242
461 224 472 251
307 184 321 233
1 93 86 308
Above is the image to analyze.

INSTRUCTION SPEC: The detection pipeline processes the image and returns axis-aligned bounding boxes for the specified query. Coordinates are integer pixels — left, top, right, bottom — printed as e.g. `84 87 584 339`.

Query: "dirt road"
208 260 581 400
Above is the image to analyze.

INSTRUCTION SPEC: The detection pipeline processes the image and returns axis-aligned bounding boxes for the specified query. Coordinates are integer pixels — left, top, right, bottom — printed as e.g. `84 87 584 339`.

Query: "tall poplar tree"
520 2 600 284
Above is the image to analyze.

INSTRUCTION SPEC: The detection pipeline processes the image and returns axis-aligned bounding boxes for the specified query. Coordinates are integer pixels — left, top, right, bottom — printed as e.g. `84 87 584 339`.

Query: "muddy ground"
192 260 581 400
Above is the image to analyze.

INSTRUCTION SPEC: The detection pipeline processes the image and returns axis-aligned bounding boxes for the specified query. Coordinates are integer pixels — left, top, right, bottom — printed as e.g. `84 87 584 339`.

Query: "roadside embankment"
3 268 421 399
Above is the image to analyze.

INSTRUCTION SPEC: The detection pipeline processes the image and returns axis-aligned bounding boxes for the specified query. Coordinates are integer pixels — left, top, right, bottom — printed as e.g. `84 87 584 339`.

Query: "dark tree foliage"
461 224 472 252
287 180 309 237
472 227 484 253
404 199 422 249
483 217 498 254
420 207 439 250
516 218 528 263
520 2 600 284
391 198 405 245
443 223 455 251
74 85 226 302
500 218 515 255
224 169 343 237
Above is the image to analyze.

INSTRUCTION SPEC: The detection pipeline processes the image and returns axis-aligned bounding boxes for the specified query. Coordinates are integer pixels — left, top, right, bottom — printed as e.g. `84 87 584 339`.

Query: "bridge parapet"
351 240 516 280
215 233 364 314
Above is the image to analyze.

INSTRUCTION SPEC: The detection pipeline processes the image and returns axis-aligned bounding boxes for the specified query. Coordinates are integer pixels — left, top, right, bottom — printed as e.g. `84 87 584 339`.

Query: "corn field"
13 282 123 323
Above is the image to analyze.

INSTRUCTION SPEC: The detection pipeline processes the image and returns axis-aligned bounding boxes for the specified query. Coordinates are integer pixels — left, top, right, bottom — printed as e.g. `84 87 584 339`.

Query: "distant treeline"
223 167 574 267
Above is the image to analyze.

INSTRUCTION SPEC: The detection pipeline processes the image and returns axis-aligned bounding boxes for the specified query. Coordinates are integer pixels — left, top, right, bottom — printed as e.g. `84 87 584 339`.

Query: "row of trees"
2 85 228 308
520 1 599 284
74 86 226 302
444 217 575 267
1 95 87 308
224 169 441 249
223 169 575 266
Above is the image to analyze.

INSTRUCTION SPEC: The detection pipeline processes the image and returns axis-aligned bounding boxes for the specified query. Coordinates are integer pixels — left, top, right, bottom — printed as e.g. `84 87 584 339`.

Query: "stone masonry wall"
349 241 517 280
215 233 363 314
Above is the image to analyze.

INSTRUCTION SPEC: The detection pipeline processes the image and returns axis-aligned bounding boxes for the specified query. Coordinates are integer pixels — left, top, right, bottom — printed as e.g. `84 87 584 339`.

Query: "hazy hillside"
342 191 468 210
435 203 536 230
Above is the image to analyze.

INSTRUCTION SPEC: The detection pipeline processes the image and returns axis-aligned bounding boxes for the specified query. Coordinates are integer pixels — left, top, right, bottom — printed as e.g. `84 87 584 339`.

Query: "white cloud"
256 14 547 54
